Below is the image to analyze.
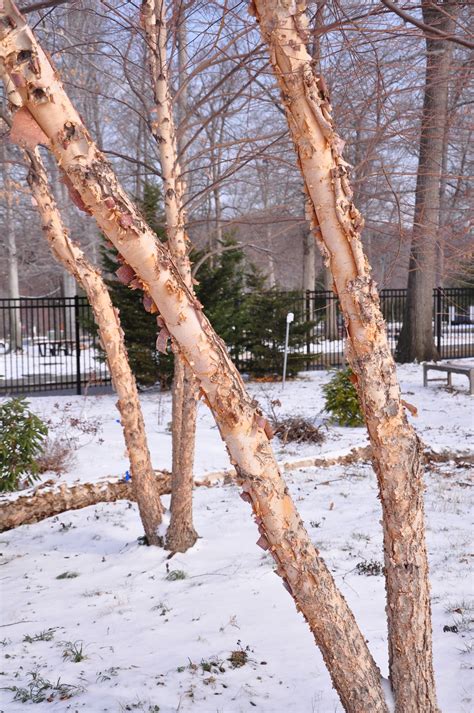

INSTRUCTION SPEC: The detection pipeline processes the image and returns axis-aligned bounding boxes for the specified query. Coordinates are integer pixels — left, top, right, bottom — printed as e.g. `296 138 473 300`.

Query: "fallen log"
0 473 170 532
0 449 370 532
2 445 463 532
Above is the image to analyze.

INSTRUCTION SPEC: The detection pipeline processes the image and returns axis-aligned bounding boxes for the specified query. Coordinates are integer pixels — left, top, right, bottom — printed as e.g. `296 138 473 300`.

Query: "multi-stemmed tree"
0 1 448 709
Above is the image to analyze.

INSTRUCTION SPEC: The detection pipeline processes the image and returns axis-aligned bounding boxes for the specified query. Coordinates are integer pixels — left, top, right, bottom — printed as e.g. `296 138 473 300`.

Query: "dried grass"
36 439 75 476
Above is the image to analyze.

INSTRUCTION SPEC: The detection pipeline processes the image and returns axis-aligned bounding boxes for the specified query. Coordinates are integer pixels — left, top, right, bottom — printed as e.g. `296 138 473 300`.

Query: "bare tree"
397 1 458 362
1 142 22 349
141 0 198 552
21 143 164 545
0 5 391 709
250 0 437 709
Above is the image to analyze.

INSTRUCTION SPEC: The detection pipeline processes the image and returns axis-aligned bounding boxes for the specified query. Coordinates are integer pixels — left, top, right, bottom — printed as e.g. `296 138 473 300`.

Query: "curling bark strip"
250 1 437 710
0 3 388 709
141 0 198 552
24 149 163 544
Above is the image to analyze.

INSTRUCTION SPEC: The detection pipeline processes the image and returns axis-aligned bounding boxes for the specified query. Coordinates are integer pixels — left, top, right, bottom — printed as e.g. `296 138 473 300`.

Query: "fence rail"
0 288 473 395
0 296 110 395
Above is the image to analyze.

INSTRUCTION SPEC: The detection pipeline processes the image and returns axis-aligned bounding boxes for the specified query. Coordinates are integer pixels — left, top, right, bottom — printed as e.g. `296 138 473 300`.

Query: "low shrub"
0 398 48 492
36 438 75 476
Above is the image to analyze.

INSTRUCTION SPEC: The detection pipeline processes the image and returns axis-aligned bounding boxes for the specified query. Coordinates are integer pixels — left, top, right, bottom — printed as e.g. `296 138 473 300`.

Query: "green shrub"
0 398 48 492
322 368 364 427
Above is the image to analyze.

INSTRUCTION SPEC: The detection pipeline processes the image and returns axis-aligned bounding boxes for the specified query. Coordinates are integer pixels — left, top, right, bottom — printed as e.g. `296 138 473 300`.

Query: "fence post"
74 296 82 395
436 287 442 356
305 290 311 368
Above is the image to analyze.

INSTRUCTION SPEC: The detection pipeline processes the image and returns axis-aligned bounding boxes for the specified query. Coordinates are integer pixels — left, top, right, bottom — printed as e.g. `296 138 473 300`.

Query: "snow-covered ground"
0 362 472 712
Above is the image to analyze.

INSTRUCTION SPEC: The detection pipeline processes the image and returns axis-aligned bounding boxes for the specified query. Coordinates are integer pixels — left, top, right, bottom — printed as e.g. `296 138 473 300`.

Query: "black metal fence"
0 297 110 395
0 288 473 394
228 287 473 373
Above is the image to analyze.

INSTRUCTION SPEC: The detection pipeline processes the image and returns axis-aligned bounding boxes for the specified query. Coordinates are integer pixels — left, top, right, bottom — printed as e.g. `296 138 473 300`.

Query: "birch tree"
141 0 198 553
0 4 390 709
249 1 437 710
13 135 164 545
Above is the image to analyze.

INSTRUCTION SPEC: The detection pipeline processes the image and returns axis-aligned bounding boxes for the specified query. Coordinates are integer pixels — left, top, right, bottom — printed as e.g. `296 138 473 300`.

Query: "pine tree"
194 238 253 364
101 183 174 388
195 241 317 378
241 284 317 379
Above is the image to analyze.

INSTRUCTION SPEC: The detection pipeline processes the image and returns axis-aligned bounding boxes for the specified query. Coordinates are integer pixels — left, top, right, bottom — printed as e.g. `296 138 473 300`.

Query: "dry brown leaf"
401 399 418 417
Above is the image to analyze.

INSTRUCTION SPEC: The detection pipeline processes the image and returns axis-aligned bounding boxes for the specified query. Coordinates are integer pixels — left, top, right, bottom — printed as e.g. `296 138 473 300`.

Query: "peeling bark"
23 149 163 545
0 473 170 532
250 1 437 710
2 445 459 534
0 5 389 709
141 0 198 553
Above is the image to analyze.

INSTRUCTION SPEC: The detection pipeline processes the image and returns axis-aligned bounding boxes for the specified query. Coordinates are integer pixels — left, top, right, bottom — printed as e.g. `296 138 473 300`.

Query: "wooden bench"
423 362 474 395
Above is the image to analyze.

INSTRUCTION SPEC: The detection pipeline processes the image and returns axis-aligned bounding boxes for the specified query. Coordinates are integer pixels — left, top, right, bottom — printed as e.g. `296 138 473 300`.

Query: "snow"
0 362 472 712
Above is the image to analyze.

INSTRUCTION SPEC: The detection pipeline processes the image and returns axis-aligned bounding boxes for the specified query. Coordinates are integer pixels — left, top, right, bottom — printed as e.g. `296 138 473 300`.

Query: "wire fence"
0 288 473 395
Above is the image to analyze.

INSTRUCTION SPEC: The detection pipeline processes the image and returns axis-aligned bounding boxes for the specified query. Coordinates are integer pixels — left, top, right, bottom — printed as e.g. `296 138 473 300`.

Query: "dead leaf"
401 399 418 417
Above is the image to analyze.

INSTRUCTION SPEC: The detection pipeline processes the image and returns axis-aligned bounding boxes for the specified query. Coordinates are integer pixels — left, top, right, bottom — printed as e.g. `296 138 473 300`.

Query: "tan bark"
0 473 170 532
250 1 437 710
3 445 461 534
141 0 198 552
0 6 389 709
22 149 164 545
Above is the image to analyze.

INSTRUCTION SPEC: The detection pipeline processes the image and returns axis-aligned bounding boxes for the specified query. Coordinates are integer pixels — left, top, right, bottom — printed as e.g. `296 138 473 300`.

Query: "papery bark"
0 6 388 710
25 150 164 545
250 1 437 711
142 0 198 552
0 473 170 532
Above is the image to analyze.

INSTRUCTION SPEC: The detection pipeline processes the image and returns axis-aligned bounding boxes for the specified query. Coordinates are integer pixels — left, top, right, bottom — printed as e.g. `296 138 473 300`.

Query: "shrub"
322 368 364 427
36 439 75 476
0 398 48 492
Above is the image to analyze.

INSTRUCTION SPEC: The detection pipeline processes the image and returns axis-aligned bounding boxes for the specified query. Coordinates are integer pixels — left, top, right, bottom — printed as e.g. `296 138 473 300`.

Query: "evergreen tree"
195 241 318 378
194 238 255 364
101 183 174 388
241 283 318 378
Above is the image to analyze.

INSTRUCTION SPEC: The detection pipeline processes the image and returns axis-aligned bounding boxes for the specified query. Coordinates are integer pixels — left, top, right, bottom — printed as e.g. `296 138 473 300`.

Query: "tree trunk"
251 1 437 710
396 1 456 363
141 0 198 552
3 444 457 534
0 473 170 532
24 149 164 545
1 144 22 350
0 6 389 709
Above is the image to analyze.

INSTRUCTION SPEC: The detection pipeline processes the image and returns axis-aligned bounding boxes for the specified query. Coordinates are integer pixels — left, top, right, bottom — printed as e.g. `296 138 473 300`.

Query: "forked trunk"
250 1 437 710
0 5 389 709
141 0 198 552
25 149 163 545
